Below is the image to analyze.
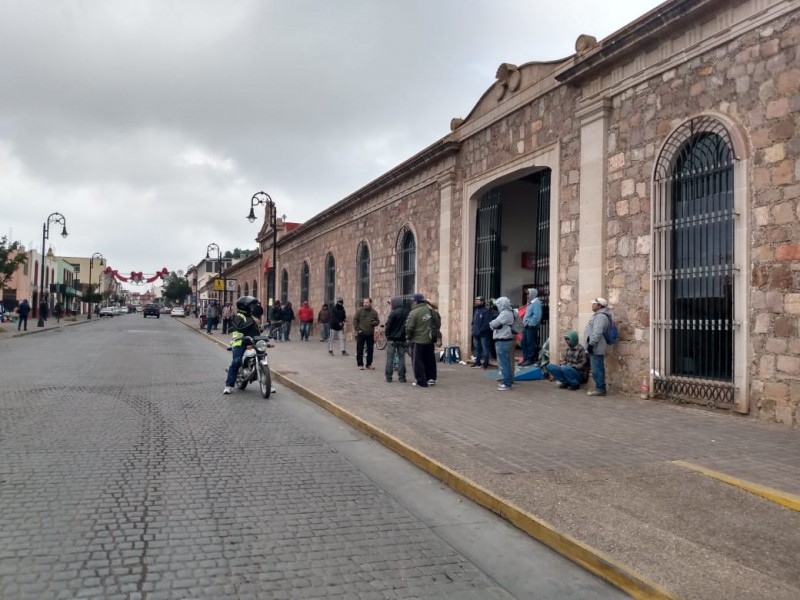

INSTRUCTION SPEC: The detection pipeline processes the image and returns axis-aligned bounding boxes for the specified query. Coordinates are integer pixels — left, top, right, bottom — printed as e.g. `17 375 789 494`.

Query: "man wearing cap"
470 296 492 369
328 297 348 356
406 293 437 387
584 297 612 396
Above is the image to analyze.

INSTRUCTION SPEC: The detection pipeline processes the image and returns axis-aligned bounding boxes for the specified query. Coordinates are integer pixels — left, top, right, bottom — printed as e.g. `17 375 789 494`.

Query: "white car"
98 306 115 317
113 306 127 315
171 307 185 317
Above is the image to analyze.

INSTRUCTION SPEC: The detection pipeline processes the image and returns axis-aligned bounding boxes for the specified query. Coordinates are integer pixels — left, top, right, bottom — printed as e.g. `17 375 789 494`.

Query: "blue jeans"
548 364 582 387
299 321 311 340
283 321 293 340
521 326 539 363
319 323 330 341
589 353 606 391
206 316 217 333
225 345 246 387
472 335 491 367
385 341 407 381
495 339 514 387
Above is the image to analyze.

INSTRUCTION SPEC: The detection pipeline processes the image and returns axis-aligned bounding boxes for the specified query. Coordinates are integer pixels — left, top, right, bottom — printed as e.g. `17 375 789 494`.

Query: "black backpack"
428 308 442 345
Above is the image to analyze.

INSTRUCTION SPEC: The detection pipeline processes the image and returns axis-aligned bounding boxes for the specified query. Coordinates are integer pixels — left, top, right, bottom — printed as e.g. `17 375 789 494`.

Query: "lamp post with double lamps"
86 252 104 319
247 191 277 304
206 243 224 305
37 212 68 327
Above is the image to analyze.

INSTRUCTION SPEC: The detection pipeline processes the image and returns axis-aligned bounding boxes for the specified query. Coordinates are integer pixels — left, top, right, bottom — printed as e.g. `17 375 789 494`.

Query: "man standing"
353 297 380 370
547 330 589 390
489 297 516 391
221 303 233 334
470 296 492 369
328 298 348 356
206 300 219 334
520 288 542 366
297 300 314 341
584 297 612 397
384 296 409 383
268 300 284 341
406 293 437 387
17 299 30 331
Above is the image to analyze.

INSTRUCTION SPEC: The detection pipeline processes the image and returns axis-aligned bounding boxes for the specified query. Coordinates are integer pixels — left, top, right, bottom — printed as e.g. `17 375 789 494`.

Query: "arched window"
396 227 415 303
325 253 336 306
280 269 289 304
653 116 736 407
356 241 370 305
300 262 310 303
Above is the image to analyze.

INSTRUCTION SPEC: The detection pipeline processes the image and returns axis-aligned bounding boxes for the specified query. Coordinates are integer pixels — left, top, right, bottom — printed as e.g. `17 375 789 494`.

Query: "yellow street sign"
213 278 225 291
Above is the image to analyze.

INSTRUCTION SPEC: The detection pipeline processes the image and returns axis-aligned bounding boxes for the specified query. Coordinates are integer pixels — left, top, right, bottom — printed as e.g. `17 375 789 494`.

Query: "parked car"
99 306 115 317
112 306 127 315
143 304 160 318
171 306 185 317
161 306 172 314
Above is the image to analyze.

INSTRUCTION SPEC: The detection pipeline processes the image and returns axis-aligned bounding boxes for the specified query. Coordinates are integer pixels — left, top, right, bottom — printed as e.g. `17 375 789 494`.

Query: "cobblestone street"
0 316 618 599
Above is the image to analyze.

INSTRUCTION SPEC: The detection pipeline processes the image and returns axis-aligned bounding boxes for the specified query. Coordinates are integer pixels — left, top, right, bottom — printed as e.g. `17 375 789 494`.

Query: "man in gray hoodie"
583 297 613 396
489 296 515 391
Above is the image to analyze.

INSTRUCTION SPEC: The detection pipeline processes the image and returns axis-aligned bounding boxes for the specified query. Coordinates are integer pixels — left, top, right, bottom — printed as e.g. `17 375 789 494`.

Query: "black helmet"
236 295 258 315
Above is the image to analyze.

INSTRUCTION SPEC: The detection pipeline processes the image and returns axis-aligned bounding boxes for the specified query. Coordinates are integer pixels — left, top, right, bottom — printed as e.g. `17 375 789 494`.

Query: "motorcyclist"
223 296 264 395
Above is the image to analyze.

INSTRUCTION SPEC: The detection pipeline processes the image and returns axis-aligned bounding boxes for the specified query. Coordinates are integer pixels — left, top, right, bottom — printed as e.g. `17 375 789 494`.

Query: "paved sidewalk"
0 315 92 341
234 335 800 600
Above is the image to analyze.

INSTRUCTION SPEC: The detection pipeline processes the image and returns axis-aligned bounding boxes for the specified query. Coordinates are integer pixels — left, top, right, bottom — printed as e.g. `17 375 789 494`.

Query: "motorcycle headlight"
255 340 268 353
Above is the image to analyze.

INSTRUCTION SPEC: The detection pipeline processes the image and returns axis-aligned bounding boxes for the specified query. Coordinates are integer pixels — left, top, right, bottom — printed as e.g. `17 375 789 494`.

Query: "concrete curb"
0 317 92 339
674 460 800 513
274 370 678 600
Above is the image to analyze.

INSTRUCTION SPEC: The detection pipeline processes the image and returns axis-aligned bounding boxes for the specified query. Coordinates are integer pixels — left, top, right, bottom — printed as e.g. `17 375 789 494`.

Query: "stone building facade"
258 0 799 425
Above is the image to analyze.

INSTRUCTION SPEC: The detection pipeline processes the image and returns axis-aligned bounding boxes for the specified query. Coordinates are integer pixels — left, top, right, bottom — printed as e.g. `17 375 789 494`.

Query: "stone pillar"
438 174 454 343
576 99 610 329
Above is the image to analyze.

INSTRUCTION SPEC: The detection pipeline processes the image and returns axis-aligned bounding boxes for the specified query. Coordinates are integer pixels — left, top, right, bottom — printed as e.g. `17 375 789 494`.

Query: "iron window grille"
325 253 336 307
356 241 370 307
300 262 310 303
396 227 416 306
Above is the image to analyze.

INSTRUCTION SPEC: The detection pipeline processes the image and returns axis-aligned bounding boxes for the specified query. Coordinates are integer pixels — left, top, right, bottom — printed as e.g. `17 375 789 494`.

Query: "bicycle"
374 325 387 350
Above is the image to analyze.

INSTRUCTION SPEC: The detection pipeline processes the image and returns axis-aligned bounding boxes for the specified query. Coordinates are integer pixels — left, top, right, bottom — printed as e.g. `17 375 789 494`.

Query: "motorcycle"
231 335 273 398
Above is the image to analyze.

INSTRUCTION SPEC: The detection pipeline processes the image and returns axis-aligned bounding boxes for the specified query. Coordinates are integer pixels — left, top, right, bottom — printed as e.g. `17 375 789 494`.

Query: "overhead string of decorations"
103 267 170 285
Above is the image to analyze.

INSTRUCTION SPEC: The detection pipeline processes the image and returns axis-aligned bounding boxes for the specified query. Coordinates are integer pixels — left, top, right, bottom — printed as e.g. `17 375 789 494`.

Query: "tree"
0 237 27 291
162 272 192 304
224 248 256 260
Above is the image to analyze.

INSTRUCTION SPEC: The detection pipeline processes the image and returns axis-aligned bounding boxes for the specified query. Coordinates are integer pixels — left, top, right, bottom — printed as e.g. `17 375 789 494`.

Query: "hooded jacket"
330 302 346 330
560 330 589 379
297 304 314 323
406 301 434 344
317 304 330 324
471 302 491 337
584 306 612 355
489 297 514 340
385 297 408 342
523 288 542 328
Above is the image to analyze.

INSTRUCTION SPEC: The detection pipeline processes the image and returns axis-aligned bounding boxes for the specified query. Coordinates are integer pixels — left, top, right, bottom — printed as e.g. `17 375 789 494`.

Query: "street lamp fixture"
87 252 104 319
37 212 68 327
248 191 277 303
206 242 224 305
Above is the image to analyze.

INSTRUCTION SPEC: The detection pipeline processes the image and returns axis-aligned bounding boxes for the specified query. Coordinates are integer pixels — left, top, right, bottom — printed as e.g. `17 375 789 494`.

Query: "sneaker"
222 387 232 395
342 351 348 356
366 365 375 370
386 379 392 383
428 380 436 386
482 365 489 370
412 382 428 387
497 384 511 391
359 365 365 370
398 379 407 383
558 382 569 389
329 350 334 355
587 389 607 396
469 363 481 368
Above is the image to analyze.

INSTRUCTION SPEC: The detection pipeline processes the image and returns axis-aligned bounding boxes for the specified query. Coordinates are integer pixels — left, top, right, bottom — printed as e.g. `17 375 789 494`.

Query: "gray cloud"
1 0 662 284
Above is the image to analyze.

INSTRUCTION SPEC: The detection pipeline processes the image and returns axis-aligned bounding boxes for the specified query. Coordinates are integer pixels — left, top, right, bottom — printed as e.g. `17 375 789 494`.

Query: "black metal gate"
653 117 736 408
474 190 502 301
533 169 551 345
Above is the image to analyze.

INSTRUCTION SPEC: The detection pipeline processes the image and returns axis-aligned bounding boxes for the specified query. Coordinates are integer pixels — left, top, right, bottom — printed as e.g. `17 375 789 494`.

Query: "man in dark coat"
328 298 348 356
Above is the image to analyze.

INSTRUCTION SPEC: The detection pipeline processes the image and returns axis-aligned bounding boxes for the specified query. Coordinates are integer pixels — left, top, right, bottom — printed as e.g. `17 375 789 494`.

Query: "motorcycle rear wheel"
258 362 271 399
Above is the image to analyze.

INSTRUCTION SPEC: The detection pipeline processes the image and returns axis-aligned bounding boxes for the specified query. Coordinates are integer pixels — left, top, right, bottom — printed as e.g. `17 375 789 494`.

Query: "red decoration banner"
104 266 170 285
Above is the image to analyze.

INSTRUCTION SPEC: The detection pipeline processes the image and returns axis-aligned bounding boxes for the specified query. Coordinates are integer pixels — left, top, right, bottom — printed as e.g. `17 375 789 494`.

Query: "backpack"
511 310 523 335
428 308 442 344
603 315 619 344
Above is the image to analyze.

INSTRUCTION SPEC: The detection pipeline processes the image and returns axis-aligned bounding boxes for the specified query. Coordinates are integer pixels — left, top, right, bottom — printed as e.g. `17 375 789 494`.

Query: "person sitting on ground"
547 330 589 390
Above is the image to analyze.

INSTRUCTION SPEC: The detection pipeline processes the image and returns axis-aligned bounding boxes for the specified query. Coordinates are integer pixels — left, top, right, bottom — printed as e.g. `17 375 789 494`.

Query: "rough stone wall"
605 11 799 423
455 85 583 338
225 257 262 307
279 180 441 341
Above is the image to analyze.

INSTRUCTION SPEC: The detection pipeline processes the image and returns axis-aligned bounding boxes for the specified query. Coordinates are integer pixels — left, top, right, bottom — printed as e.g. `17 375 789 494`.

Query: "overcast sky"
1 0 663 290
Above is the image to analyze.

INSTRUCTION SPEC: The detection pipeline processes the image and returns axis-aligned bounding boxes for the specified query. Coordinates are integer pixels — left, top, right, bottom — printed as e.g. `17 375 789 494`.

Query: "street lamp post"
248 191 277 304
87 252 104 319
206 243 224 305
37 212 68 327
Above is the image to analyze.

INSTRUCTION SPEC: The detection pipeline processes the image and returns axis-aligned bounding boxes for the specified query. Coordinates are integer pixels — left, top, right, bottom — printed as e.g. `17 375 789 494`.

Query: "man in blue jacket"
470 296 492 369
520 288 542 366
